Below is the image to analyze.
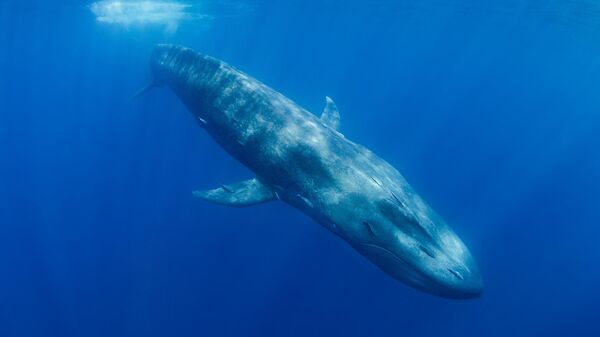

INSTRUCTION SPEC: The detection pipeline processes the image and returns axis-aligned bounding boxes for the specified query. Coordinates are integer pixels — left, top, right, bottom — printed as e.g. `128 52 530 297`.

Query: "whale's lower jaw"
356 243 482 299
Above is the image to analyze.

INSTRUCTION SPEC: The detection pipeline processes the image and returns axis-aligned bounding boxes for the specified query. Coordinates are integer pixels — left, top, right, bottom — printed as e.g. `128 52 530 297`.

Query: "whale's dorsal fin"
320 96 340 131
193 178 275 207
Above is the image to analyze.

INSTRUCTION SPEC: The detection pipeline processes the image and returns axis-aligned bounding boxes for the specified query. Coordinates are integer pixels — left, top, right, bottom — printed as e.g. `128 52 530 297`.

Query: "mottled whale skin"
148 44 482 299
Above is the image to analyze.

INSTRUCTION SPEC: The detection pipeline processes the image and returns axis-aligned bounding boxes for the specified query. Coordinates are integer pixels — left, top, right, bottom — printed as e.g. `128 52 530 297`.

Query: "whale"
144 44 483 299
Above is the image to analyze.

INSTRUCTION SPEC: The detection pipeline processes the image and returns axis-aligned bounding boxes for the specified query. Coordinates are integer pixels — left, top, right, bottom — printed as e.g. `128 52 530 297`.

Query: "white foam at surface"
89 1 209 32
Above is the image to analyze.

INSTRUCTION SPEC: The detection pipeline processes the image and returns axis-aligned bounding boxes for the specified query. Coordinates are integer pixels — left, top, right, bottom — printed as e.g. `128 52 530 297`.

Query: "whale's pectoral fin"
193 178 276 207
320 96 340 131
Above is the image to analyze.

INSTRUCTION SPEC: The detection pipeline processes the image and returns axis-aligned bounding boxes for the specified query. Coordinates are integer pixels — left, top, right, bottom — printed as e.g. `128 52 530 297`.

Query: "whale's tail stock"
129 44 182 102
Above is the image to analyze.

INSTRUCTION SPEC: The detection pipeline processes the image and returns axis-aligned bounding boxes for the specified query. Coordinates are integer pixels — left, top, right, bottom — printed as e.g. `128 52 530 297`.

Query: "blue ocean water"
1 0 600 336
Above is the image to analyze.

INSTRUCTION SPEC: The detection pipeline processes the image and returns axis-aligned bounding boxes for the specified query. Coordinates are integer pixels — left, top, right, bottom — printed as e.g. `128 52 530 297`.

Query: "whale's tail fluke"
129 82 156 102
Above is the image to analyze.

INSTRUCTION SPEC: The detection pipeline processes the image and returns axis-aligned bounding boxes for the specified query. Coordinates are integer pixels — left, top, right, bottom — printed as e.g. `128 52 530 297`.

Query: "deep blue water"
1 1 600 336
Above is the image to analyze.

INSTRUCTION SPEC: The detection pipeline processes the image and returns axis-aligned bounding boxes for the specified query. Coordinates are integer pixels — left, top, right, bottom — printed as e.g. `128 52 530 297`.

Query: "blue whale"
145 44 482 299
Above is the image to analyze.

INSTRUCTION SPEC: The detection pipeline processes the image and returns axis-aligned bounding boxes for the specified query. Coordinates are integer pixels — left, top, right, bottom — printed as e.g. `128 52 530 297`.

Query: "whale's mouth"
357 243 433 289
358 243 411 266
357 242 481 298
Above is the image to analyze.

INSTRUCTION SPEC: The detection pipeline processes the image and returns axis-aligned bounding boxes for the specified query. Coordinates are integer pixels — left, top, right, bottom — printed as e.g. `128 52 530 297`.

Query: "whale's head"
334 190 482 299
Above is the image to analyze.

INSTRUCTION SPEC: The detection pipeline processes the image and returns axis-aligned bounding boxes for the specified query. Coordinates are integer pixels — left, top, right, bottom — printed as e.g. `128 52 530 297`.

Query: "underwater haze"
1 0 600 336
